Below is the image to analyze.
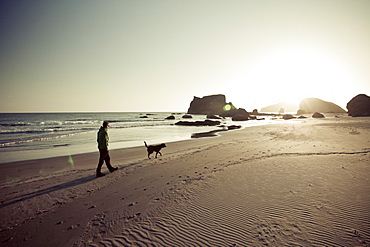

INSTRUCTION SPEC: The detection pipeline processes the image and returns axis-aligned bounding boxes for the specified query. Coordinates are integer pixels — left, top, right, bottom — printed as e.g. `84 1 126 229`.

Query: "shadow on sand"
0 175 97 209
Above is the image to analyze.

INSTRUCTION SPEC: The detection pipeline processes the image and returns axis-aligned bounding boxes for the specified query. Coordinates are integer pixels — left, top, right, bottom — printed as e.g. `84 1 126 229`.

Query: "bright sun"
232 48 353 109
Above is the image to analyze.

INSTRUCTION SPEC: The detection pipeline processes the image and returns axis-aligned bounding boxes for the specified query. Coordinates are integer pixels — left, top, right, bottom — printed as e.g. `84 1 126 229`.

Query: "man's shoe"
96 172 105 178
110 167 118 173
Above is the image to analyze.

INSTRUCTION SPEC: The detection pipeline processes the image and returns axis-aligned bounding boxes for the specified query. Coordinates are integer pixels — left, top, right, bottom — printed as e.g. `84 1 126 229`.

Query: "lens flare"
223 104 232 111
68 155 75 169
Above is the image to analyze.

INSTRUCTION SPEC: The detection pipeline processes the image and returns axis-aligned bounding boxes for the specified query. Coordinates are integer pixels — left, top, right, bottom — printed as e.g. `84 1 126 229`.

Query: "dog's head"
160 143 166 148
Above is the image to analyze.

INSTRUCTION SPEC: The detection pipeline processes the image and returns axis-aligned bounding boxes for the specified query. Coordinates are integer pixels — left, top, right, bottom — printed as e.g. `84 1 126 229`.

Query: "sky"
1 0 369 113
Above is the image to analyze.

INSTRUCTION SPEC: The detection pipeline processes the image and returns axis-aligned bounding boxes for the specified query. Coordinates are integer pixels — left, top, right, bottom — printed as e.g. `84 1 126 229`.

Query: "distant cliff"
299 98 346 113
260 102 299 113
187 94 236 115
261 98 346 114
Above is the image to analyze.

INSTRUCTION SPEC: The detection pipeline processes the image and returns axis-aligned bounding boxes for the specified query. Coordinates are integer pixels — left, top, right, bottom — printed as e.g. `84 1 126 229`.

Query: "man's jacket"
97 127 109 150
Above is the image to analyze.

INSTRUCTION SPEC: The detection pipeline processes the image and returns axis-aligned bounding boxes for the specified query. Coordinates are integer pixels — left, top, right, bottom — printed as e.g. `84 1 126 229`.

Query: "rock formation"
187 95 236 115
312 112 325 118
282 114 295 120
220 108 248 118
252 109 259 115
186 94 251 121
230 108 250 121
347 94 370 117
297 109 306 115
207 115 222 119
228 125 242 130
175 120 221 126
232 115 249 121
298 98 346 113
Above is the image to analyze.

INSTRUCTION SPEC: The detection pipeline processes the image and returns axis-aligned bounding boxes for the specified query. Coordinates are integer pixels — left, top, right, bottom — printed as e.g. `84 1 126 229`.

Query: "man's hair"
103 121 109 128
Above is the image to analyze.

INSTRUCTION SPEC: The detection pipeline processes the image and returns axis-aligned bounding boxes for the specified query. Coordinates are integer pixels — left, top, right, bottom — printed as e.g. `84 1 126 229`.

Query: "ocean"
0 112 274 164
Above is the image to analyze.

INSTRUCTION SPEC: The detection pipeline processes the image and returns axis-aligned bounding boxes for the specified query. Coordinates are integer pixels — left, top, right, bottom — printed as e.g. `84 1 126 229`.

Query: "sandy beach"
0 116 369 246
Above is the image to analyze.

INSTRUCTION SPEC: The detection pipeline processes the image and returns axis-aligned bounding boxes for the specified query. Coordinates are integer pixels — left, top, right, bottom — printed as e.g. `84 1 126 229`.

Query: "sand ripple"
92 153 370 246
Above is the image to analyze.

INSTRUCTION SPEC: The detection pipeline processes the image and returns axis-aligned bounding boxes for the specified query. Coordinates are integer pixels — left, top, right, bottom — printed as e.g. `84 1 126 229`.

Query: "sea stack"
347 94 370 117
187 94 236 115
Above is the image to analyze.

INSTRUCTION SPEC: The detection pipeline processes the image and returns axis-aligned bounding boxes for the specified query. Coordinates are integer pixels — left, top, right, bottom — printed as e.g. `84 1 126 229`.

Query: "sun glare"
233 48 353 109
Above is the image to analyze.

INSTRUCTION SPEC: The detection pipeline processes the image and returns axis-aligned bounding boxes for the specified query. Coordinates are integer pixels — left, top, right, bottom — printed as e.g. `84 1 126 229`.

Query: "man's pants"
97 149 114 173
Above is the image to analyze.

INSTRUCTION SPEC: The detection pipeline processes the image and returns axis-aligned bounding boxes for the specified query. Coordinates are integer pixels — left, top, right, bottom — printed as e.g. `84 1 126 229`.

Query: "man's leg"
103 151 117 172
96 149 106 176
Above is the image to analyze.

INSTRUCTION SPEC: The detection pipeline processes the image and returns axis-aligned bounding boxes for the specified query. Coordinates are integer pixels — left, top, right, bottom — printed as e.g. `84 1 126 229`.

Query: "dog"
144 141 166 159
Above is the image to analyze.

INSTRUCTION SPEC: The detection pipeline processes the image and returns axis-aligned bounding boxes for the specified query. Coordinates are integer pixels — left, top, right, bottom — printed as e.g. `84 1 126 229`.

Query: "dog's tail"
144 141 148 148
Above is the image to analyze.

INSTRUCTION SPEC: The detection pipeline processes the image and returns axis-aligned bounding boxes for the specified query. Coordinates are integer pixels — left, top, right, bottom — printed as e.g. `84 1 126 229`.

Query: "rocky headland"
297 98 346 114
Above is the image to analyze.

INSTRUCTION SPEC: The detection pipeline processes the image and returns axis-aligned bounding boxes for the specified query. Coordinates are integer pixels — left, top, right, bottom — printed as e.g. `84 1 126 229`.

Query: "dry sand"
0 116 369 246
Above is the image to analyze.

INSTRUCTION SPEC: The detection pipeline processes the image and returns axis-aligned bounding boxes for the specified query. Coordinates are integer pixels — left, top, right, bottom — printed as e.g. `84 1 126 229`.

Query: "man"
96 121 118 177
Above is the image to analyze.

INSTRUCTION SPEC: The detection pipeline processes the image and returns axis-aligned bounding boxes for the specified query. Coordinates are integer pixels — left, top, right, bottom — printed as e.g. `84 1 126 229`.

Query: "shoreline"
0 112 344 164
0 116 369 246
0 117 277 164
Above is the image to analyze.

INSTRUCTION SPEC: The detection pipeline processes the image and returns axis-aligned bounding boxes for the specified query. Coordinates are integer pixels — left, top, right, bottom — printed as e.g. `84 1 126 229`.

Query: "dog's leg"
155 152 162 158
